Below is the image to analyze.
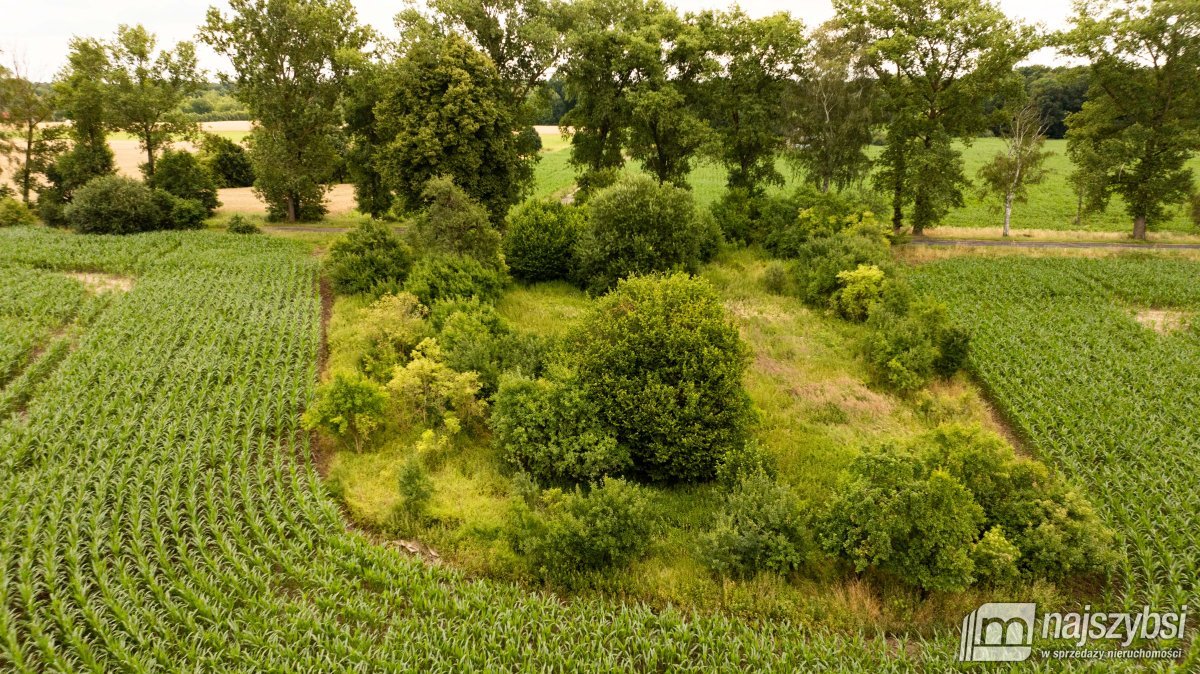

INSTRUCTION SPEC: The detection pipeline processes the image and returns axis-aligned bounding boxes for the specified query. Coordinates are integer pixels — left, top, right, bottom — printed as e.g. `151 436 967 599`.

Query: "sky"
2 0 1077 81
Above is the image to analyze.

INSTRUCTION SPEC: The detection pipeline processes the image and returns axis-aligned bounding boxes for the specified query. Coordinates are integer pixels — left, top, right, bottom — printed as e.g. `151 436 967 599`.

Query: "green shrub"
509 477 654 582
574 175 710 293
386 338 486 433
64 175 200 234
404 254 506 306
492 372 629 484
301 372 389 452
710 188 797 246
818 424 1116 592
410 176 504 268
763 189 882 258
788 231 892 309
569 273 752 482
355 292 431 381
145 149 220 216
702 472 812 578
435 301 549 395
396 456 435 521
573 168 620 204
761 261 792 295
0 198 37 227
326 220 414 296
1191 192 1200 229
226 215 261 234
861 297 970 392
199 133 254 188
503 200 585 282
831 264 887 321
714 441 777 488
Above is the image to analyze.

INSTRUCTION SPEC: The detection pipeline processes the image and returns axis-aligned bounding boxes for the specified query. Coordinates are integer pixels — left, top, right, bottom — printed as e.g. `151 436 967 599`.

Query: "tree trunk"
1132 215 1147 240
286 194 298 223
1003 193 1013 237
821 176 830 194
22 123 34 204
1074 194 1083 226
891 182 904 234
145 135 156 177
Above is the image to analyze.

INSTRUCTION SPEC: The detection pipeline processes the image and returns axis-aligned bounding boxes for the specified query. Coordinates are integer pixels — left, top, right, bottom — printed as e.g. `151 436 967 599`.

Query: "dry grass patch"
64 272 133 294
1133 308 1192 334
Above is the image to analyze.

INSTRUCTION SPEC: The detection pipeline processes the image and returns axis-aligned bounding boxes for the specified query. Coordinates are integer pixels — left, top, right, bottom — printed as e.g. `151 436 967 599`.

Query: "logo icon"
958 602 1036 662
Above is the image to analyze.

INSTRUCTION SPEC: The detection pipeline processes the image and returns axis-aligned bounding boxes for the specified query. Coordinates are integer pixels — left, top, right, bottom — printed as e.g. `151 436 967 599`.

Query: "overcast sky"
2 0 1077 81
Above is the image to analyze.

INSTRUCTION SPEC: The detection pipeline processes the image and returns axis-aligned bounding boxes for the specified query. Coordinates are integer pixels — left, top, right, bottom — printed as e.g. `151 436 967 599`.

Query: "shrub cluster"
503 199 585 282
226 215 261 235
433 299 548 395
64 175 206 234
817 424 1116 593
701 471 813 578
145 149 221 216
403 254 506 306
507 477 654 584
198 133 255 188
326 220 414 296
0 198 37 227
574 175 719 293
301 372 389 452
410 176 504 269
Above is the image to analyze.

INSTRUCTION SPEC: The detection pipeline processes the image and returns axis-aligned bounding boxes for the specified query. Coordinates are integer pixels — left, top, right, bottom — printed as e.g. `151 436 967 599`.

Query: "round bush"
146 149 220 216
575 175 710 293
788 231 892 308
701 472 813 578
326 220 414 296
199 133 255 188
503 200 585 282
65 176 199 234
569 273 753 482
0 197 37 227
403 253 506 306
226 215 261 234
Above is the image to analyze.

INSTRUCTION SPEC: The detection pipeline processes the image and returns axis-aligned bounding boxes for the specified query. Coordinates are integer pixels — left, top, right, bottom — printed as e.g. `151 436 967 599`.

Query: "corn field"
0 227 1186 672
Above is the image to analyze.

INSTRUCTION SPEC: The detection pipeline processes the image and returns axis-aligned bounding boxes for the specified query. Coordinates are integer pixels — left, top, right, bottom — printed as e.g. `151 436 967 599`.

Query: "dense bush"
404 254 506 306
492 372 629 484
146 149 220 216
354 292 431 381
226 215 261 234
788 231 892 309
702 472 813 578
570 273 752 482
326 220 414 296
763 189 883 258
861 297 971 392
508 477 654 582
714 441 777 488
830 264 888 321
395 456 435 524
199 133 255 188
64 176 204 234
503 200 585 282
710 188 797 245
410 177 504 268
0 198 37 227
386 338 486 434
435 301 549 395
301 372 389 452
574 175 716 293
818 424 1115 592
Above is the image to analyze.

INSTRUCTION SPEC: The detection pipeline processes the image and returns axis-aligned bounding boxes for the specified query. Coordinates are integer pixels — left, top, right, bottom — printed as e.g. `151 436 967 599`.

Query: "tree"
976 99 1053 236
559 0 667 176
1 62 56 204
785 21 875 193
106 25 204 176
201 0 368 222
696 9 807 193
1061 0 1200 240
375 34 534 222
837 0 1035 233
1019 65 1090 139
341 55 393 218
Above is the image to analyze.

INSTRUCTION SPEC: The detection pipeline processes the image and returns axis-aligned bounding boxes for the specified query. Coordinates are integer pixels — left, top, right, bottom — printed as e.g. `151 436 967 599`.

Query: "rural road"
907 237 1200 250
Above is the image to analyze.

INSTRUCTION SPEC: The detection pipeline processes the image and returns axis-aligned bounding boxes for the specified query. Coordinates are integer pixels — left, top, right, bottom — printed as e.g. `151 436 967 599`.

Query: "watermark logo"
959 602 1036 662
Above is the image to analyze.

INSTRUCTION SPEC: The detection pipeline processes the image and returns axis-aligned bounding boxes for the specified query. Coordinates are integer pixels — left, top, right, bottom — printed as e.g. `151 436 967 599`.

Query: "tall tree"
106 25 204 177
976 99 1053 236
2 63 56 204
837 0 1035 233
201 0 368 222
374 34 534 222
1061 0 1200 240
785 21 875 193
696 10 807 194
559 0 667 177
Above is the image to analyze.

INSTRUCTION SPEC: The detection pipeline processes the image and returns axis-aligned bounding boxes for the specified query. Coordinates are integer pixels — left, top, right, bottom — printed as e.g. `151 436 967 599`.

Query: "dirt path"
907 237 1200 250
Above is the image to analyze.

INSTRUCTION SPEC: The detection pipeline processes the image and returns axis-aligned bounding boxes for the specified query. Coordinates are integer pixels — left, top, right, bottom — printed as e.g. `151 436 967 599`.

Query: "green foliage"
396 456 435 522
831 264 887 322
787 231 892 309
64 175 202 234
410 177 504 268
762 188 884 259
326 221 414 296
404 254 507 306
861 297 970 392
569 273 752 482
376 33 534 223
145 149 220 216
574 175 710 293
435 301 548 395
302 371 389 452
199 134 254 190
226 214 261 234
0 198 37 227
818 446 985 593
508 477 654 582
1061 0 1200 238
201 0 368 221
386 338 486 432
349 292 432 381
971 526 1022 587
714 441 777 488
492 372 629 484
503 199 585 282
702 472 812 578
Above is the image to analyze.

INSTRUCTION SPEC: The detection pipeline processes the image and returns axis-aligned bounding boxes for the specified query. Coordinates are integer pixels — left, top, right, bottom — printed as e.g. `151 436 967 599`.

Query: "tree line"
1 0 1198 238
